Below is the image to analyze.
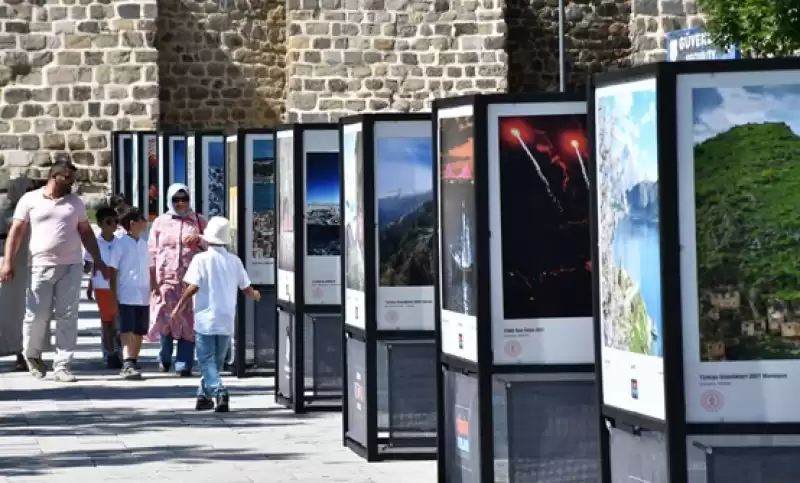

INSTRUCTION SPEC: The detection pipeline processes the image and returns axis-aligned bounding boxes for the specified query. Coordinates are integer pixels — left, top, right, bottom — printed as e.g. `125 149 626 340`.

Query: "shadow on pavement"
0 406 311 438
0 444 304 477
0 382 275 402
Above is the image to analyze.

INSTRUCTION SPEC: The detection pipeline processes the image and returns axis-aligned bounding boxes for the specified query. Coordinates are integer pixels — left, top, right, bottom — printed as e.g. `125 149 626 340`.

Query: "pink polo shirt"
13 187 88 267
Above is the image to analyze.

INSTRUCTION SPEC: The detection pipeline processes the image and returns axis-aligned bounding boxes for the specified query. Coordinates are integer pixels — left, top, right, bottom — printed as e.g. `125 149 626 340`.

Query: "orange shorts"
94 288 118 323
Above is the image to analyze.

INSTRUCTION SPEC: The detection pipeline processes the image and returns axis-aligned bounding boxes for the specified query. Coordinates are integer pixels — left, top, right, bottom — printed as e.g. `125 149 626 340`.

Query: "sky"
172 139 186 184
693 84 800 144
253 139 274 161
306 152 340 204
208 140 225 169
599 85 658 190
376 138 432 198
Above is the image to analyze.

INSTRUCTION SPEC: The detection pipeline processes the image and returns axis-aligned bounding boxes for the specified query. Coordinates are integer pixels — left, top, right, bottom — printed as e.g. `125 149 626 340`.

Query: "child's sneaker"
195 396 214 411
120 361 143 380
215 393 230 413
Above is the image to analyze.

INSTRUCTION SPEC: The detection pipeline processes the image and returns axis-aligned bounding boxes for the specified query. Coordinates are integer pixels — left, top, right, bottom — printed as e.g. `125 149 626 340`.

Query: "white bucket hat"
202 216 231 246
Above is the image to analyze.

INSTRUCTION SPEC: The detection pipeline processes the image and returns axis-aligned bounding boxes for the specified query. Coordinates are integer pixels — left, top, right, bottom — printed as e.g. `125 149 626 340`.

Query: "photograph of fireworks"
146 136 158 221
343 130 365 292
306 152 341 257
440 115 477 316
497 115 592 319
277 136 295 273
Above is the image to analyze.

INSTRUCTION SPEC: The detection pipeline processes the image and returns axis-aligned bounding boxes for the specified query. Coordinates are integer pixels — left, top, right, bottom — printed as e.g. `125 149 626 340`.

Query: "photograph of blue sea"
252 138 275 260
376 137 435 287
306 152 341 257
207 140 225 217
596 84 663 357
172 139 187 185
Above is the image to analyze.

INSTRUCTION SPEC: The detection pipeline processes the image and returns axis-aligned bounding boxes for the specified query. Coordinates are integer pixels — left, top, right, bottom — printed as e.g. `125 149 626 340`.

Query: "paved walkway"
0 282 436 483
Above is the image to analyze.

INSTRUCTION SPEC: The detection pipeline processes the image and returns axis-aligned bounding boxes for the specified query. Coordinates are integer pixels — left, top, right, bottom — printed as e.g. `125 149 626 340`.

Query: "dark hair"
95 206 117 225
48 161 77 179
120 207 144 231
108 193 128 211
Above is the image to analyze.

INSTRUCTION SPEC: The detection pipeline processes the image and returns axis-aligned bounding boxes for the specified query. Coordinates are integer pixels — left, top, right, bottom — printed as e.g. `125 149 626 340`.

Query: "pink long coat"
147 213 207 342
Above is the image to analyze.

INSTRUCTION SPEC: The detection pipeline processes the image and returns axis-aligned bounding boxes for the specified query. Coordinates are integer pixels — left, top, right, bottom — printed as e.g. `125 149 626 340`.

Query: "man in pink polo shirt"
0 161 108 382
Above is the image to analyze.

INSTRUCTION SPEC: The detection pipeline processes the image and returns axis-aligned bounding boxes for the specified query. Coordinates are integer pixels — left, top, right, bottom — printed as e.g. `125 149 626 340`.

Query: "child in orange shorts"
84 206 122 368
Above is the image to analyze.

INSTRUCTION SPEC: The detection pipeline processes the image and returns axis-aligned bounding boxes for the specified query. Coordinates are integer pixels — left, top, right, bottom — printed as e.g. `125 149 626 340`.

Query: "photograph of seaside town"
596 83 663 357
694 83 800 362
252 139 275 261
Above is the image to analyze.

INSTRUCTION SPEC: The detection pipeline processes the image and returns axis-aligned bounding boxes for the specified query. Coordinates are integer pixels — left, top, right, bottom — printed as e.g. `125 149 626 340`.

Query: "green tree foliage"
698 0 800 57
695 122 800 304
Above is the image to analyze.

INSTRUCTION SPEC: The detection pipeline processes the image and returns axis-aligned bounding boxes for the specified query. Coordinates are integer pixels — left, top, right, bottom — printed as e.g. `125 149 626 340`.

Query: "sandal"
14 353 27 372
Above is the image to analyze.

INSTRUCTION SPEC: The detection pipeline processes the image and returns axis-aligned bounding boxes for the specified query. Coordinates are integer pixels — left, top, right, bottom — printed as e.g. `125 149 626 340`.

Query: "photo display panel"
246 133 276 286
114 133 133 198
303 129 341 305
202 135 226 218
488 102 594 365
438 106 478 362
374 120 435 330
343 123 366 329
170 135 187 185
186 136 197 211
226 135 238 254
677 69 800 423
143 133 159 221
595 77 665 420
276 130 296 304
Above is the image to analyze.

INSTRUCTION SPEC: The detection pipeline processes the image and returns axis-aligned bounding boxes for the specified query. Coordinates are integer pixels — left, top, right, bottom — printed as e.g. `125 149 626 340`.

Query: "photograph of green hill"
693 84 800 362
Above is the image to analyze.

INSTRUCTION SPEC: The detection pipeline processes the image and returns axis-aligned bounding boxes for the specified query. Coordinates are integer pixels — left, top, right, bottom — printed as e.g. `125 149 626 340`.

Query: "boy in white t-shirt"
172 217 260 412
83 206 122 368
107 208 150 381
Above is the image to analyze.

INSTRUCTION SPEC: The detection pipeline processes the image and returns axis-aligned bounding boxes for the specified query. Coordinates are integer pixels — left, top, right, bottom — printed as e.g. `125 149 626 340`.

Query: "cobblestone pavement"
0 285 436 483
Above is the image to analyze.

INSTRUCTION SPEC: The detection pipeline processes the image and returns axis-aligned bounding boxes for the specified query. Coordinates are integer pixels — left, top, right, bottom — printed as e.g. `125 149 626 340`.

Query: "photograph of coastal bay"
440 115 477 317
343 130 365 292
376 137 434 287
252 139 275 261
694 83 800 362
498 114 592 319
305 152 341 257
596 83 663 357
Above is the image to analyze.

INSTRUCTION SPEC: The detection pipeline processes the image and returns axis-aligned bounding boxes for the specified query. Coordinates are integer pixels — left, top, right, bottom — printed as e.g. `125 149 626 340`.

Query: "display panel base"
345 337 438 462
687 434 800 483
235 288 276 377
608 427 667 483
275 306 343 413
440 368 600 483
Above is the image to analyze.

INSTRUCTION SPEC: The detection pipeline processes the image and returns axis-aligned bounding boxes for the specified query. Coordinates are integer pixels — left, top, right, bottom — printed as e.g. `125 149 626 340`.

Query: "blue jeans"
159 334 195 372
195 333 231 398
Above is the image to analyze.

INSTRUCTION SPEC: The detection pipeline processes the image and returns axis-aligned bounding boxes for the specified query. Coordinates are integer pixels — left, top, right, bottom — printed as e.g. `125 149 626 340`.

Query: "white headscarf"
165 183 191 217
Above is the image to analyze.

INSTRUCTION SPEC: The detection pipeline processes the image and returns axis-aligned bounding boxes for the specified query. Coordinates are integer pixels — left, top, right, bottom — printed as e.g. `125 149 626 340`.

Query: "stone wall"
156 0 286 130
284 0 508 122
505 0 632 91
629 0 705 65
0 0 158 198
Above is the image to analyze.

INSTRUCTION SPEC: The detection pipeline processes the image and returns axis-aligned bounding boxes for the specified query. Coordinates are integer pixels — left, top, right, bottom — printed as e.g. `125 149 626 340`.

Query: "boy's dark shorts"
118 304 148 336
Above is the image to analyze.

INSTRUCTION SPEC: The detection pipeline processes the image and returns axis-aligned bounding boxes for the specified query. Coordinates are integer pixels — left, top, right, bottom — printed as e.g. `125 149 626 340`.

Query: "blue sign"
666 27 739 62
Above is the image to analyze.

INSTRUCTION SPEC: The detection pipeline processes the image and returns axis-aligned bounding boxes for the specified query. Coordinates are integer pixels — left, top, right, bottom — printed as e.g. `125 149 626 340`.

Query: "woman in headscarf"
0 176 39 370
148 183 207 376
